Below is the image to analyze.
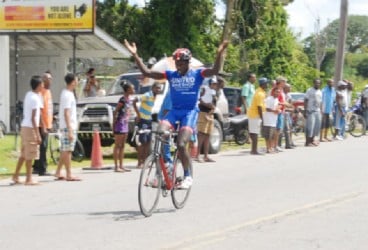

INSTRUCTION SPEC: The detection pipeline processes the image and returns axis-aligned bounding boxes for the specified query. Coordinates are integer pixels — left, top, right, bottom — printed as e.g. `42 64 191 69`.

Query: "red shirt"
278 91 286 112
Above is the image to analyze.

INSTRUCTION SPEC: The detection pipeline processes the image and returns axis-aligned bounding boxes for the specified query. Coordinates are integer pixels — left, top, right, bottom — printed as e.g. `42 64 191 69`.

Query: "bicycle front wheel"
171 157 192 209
349 114 366 137
49 134 60 165
72 139 85 162
138 155 161 217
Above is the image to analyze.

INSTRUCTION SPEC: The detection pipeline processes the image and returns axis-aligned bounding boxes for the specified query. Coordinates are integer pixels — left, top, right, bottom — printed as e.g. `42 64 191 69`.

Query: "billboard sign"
0 0 95 34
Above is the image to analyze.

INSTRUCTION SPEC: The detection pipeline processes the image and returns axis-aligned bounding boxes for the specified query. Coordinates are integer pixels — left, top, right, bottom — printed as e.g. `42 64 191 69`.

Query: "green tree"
225 0 314 90
96 0 145 52
139 0 220 63
324 15 368 53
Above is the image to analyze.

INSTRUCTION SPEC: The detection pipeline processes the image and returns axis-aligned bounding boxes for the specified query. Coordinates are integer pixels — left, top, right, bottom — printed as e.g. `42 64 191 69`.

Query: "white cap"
337 80 348 87
209 76 218 84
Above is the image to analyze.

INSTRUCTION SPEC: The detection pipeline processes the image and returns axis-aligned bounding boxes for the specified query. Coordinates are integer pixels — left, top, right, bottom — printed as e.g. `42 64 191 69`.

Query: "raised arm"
202 40 229 78
124 39 166 80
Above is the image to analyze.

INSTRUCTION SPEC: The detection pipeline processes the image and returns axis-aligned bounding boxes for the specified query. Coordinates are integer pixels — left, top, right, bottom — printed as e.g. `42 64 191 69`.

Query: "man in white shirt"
12 76 43 185
54 73 81 181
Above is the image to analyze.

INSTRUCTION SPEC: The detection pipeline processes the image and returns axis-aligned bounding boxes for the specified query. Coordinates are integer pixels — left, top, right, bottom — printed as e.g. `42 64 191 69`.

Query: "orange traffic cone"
83 130 112 170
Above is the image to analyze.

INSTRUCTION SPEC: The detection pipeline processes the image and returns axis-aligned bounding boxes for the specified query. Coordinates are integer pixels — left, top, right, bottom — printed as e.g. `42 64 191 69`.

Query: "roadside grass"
0 135 255 180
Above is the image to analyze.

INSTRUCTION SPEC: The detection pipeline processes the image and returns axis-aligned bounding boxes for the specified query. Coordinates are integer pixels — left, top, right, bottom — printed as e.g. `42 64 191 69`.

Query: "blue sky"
127 0 368 38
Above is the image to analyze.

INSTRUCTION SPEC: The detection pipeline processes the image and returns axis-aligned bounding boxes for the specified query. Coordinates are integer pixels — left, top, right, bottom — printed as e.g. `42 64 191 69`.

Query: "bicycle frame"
150 129 178 191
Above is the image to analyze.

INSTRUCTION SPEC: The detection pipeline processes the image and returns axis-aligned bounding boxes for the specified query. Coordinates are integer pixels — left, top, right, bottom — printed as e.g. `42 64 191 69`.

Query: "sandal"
11 179 24 185
204 158 215 162
119 167 131 172
24 181 40 186
54 176 66 181
193 158 204 163
66 177 82 181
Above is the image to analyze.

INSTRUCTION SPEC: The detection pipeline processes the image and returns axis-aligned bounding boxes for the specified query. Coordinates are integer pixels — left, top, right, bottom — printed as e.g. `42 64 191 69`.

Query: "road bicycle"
48 131 85 164
138 126 192 217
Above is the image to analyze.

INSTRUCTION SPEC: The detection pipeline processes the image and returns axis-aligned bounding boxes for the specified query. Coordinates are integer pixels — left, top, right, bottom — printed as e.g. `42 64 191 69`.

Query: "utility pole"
220 0 237 72
334 0 349 83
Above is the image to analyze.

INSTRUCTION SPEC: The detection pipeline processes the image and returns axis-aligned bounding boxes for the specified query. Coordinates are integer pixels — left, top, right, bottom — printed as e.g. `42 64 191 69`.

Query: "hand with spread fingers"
124 39 137 55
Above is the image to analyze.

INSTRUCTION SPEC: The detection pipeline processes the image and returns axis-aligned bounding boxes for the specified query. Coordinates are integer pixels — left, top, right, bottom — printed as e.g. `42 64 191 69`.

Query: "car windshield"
106 74 164 96
290 93 305 101
223 87 241 106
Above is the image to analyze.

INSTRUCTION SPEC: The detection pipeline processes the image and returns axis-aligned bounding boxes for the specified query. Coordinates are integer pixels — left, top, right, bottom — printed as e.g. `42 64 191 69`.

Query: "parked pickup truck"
76 71 167 156
76 70 235 156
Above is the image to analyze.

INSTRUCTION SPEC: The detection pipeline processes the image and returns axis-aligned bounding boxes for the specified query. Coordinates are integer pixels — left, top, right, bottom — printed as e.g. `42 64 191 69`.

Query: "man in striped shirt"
133 82 161 168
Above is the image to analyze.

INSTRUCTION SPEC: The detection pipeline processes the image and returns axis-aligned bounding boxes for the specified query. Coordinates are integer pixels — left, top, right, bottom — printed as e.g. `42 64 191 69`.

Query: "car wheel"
81 140 92 157
209 119 223 154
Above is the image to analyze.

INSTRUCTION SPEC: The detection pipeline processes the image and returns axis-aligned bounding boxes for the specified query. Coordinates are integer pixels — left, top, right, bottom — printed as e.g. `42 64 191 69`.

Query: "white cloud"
286 0 368 39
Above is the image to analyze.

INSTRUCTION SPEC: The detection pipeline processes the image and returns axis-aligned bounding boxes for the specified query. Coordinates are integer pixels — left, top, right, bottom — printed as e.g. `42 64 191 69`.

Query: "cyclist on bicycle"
124 39 229 189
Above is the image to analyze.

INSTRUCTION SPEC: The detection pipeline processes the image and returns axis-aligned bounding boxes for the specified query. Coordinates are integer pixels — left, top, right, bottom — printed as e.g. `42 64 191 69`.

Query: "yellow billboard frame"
0 0 95 34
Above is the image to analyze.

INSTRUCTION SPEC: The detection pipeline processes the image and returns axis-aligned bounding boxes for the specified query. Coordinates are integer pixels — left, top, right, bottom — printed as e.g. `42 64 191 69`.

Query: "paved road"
1 136 368 250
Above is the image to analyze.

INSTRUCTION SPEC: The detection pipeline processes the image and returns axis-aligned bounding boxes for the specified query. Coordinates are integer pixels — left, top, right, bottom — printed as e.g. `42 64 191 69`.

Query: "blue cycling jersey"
165 68 204 110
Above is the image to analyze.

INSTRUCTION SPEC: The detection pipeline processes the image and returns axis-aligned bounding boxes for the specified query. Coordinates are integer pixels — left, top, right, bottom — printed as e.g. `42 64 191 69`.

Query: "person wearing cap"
320 79 336 141
195 76 218 163
304 79 322 146
333 80 348 140
361 84 368 127
247 77 269 155
124 39 229 189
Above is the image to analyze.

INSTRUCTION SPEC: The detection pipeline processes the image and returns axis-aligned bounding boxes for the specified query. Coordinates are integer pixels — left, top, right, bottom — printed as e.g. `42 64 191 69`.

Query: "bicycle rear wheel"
171 157 192 209
49 134 61 165
72 139 85 162
138 155 161 217
349 114 366 137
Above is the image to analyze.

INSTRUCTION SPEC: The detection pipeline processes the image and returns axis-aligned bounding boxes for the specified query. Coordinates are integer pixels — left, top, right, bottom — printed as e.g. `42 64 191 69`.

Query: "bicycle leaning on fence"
138 124 192 217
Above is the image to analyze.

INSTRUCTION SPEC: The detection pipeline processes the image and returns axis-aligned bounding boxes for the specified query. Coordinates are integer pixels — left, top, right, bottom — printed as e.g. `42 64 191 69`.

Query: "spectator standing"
112 82 135 173
54 73 81 181
247 77 269 155
84 75 100 97
263 87 280 153
361 84 368 128
304 79 323 146
241 73 256 114
133 82 161 169
320 79 336 141
282 83 296 148
333 81 348 140
345 80 354 107
32 72 53 176
274 77 287 152
195 76 218 163
12 76 43 185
